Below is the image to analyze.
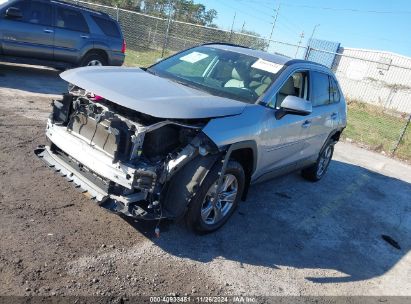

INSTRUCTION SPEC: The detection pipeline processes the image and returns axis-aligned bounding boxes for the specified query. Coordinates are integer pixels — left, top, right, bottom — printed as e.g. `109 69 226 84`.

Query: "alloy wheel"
87 60 103 66
201 173 238 225
317 145 333 176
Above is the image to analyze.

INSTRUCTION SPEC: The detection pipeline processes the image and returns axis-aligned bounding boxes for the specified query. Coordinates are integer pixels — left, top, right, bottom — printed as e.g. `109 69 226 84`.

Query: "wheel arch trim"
222 140 258 201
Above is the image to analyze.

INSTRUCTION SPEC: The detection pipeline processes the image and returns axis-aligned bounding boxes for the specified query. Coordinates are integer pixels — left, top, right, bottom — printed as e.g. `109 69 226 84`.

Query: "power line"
236 0 304 34
279 3 411 15
238 0 411 15
216 1 273 25
212 0 411 50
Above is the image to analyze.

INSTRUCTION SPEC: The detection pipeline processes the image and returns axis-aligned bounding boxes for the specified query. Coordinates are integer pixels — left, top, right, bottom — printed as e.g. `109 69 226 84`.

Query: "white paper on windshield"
180 51 209 63
252 59 283 74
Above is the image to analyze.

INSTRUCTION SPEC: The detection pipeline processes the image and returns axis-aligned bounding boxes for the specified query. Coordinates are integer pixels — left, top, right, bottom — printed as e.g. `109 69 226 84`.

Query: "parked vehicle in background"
35 43 346 234
0 0 125 68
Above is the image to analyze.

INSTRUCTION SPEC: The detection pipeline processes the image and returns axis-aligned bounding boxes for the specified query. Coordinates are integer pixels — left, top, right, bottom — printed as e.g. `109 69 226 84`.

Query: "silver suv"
35 44 346 233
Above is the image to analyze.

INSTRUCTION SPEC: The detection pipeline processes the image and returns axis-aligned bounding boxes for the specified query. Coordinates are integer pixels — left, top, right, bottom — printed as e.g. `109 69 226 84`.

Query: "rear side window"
330 77 341 103
55 6 89 33
311 71 331 106
92 16 121 37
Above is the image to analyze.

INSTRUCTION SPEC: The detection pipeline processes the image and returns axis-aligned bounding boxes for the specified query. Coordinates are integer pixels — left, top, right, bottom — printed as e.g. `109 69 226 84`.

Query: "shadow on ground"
0 63 66 95
125 160 411 284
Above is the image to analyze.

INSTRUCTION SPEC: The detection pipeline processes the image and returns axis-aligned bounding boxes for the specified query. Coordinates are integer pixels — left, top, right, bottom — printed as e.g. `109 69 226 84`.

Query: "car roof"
51 0 112 19
203 43 327 69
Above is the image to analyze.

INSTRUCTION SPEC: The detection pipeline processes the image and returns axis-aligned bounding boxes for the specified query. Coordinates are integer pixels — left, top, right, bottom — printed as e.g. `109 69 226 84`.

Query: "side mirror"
276 95 312 119
5 7 23 19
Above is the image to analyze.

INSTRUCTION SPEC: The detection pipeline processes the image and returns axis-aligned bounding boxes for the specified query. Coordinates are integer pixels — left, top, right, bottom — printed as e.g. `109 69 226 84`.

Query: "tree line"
91 0 268 50
94 0 218 27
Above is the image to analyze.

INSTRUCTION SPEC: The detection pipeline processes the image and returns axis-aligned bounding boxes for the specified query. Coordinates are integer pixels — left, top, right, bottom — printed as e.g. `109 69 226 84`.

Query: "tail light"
121 39 126 54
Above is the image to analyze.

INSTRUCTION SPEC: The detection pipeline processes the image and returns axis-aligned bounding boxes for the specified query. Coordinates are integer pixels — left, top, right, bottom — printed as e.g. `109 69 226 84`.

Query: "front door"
1 0 54 60
255 71 310 182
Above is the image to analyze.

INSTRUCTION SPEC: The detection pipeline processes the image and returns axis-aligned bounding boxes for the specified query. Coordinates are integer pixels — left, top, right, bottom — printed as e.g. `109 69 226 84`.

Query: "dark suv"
0 0 125 68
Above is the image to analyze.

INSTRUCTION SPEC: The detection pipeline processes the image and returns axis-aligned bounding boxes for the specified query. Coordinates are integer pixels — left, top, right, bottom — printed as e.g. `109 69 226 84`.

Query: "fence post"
116 6 119 21
391 113 411 156
305 46 311 60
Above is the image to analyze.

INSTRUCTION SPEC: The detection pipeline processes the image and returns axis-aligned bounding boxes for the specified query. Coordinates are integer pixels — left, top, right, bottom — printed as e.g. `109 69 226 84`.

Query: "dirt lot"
1 62 411 298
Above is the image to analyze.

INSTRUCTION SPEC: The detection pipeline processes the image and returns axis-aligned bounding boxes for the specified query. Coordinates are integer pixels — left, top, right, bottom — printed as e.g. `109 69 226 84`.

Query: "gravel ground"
0 62 410 298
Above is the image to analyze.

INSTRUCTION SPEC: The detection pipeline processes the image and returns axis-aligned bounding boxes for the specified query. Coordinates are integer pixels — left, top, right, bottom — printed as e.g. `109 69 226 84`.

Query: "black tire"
80 52 107 67
301 140 334 182
185 160 245 234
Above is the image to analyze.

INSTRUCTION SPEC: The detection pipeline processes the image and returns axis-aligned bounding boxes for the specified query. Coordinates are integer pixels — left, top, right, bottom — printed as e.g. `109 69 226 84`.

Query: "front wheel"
185 160 245 234
301 141 334 181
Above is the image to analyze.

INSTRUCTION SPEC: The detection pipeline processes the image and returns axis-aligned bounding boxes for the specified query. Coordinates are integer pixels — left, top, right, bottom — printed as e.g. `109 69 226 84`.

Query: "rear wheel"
185 160 245 234
80 52 107 67
301 140 334 181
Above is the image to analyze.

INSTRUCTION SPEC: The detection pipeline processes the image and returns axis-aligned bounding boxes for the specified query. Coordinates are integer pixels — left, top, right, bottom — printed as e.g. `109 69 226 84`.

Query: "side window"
3 0 25 15
55 6 89 33
311 71 331 107
4 1 51 26
330 77 341 103
92 16 120 37
24 1 52 26
274 71 308 108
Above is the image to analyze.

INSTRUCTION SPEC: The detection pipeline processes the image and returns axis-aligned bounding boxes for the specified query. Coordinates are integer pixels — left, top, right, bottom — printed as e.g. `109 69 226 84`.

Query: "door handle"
44 29 54 33
302 120 312 128
331 112 338 120
81 35 89 39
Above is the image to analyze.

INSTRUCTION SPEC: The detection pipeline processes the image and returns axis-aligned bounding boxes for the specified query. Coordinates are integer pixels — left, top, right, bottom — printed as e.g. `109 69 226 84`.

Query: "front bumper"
34 145 162 220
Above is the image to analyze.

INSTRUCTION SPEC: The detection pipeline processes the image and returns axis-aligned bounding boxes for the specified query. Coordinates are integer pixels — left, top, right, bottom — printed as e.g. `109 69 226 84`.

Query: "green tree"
233 29 269 50
96 0 218 25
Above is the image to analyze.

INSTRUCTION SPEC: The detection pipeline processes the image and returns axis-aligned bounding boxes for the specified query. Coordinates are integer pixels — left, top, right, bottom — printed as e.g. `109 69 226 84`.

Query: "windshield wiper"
146 68 157 76
169 77 210 93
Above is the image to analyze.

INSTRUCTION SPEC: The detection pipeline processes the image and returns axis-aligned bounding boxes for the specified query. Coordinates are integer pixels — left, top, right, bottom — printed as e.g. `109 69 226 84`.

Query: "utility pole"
305 24 319 60
267 3 281 51
161 0 173 58
309 24 320 44
241 21 246 33
295 31 305 58
229 12 236 42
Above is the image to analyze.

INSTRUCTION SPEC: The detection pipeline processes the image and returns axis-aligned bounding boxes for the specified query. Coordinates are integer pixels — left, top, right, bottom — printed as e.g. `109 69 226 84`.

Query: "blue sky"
195 0 411 57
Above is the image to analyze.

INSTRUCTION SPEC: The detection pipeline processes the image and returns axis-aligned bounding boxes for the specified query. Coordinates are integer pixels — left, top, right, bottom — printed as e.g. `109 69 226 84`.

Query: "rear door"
299 71 340 160
90 15 123 50
0 0 54 59
53 4 90 64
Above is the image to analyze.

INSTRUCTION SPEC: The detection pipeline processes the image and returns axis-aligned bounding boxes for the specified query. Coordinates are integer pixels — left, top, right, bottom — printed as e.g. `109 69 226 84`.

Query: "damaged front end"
35 87 219 220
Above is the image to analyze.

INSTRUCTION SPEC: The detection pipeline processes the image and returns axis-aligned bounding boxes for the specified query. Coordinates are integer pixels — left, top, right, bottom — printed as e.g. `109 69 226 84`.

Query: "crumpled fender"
162 153 221 219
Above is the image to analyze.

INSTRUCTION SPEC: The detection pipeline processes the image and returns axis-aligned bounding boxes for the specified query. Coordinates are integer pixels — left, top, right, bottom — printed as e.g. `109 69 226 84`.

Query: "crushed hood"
60 67 247 119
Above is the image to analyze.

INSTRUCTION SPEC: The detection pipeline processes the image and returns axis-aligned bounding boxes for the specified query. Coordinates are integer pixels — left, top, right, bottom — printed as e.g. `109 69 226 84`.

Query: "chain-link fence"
67 0 411 162
269 41 411 161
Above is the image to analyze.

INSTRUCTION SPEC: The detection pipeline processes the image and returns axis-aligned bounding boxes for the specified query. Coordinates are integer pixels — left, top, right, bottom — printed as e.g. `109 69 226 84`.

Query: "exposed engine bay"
35 86 220 220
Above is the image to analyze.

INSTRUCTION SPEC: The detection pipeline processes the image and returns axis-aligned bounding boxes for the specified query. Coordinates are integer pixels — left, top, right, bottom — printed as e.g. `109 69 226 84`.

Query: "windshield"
148 46 283 103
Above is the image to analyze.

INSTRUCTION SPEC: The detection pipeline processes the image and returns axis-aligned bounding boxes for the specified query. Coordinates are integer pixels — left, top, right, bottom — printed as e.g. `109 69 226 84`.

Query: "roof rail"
51 0 111 18
201 42 251 49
